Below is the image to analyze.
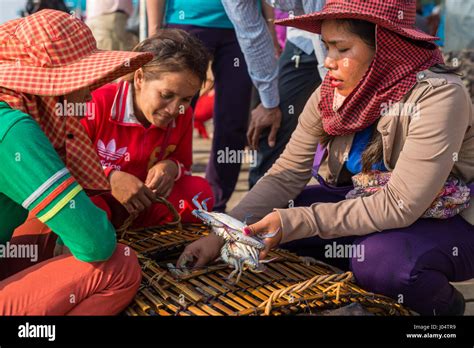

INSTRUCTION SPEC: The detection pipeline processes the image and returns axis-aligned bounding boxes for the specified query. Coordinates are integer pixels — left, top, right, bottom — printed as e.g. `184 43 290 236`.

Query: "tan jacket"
230 70 474 244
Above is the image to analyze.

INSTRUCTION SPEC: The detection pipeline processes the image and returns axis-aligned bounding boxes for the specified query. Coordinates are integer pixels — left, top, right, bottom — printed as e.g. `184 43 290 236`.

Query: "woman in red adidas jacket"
81 29 214 228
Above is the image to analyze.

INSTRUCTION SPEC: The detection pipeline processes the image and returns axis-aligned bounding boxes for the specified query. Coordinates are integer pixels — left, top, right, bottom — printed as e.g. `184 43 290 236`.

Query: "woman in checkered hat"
180 0 474 315
81 29 214 229
0 10 153 314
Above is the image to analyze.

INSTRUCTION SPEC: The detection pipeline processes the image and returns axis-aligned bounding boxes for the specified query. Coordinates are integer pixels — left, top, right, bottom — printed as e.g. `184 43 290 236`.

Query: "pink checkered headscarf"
318 25 443 135
277 0 444 135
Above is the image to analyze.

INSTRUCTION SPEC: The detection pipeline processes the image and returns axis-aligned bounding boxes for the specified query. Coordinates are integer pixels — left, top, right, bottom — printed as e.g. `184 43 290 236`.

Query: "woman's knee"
105 243 142 288
349 233 415 295
349 233 460 315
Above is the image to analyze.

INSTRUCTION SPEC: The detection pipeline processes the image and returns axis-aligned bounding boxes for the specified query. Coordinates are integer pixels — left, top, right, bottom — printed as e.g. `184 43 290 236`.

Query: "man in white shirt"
221 0 327 187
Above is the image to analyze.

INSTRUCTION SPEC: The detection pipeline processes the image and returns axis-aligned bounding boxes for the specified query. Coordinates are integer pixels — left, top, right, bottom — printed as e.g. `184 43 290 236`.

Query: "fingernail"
243 227 251 236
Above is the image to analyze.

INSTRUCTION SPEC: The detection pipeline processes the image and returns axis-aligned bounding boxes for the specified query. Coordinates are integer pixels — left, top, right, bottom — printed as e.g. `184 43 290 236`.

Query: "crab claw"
258 227 281 239
243 213 254 225
192 192 203 209
167 263 185 278
201 197 212 211
176 253 193 274
259 256 278 264
252 262 267 273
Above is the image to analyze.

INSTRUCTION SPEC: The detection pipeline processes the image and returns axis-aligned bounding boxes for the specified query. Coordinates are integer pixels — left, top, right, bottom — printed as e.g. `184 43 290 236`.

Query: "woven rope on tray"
116 196 182 239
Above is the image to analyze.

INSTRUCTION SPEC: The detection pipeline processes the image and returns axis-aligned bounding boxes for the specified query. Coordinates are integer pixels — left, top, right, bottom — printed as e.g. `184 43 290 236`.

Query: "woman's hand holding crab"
177 210 283 271
243 211 283 260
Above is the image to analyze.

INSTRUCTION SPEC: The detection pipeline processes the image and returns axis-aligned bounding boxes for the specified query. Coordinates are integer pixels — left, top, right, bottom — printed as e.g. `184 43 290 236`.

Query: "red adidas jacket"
81 82 193 182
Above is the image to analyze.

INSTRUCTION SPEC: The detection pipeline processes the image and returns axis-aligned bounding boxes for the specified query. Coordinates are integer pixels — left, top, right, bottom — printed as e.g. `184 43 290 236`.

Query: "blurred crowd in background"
1 0 473 211
1 0 471 99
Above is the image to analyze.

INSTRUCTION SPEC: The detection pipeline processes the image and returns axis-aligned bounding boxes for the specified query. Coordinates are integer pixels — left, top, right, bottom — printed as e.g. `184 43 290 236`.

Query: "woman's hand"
243 211 283 260
177 233 225 269
109 170 155 215
145 160 178 198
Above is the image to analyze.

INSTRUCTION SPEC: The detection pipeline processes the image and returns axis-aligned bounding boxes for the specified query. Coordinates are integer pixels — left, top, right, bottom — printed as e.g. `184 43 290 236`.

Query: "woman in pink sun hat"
0 10 153 315
180 0 474 316
81 29 215 229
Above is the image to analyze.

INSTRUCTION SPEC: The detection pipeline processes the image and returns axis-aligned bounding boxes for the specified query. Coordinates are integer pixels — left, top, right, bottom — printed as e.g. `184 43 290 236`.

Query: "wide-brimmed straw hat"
0 9 153 96
277 0 439 42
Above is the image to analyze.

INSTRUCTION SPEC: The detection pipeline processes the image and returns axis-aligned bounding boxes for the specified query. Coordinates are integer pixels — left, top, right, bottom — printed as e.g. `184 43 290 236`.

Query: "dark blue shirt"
346 126 387 174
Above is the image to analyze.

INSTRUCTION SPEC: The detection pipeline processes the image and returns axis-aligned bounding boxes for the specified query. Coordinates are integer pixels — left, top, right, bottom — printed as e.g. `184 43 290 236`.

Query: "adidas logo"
97 139 128 161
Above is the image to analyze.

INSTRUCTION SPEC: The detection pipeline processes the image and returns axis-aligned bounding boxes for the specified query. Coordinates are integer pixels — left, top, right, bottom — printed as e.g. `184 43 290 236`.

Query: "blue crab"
190 193 278 283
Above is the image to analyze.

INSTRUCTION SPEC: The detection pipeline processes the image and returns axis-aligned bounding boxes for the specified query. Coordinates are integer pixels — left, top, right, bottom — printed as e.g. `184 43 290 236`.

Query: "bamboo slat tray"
119 224 412 316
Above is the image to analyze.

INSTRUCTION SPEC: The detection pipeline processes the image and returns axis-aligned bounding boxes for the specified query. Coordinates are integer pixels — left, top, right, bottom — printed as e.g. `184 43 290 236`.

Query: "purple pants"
282 184 474 315
167 24 253 212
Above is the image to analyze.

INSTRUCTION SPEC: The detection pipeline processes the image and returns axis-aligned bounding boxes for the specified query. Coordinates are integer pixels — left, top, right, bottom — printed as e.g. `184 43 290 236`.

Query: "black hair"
125 29 210 85
23 0 69 16
335 19 376 49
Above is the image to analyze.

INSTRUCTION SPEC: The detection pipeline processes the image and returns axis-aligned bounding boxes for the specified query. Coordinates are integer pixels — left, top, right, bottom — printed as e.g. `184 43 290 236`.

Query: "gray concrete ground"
191 125 474 315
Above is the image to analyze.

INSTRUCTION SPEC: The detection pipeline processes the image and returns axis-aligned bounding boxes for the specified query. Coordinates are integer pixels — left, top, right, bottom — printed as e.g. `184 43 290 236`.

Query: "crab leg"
201 197 212 212
234 260 244 284
221 226 243 243
241 243 258 263
235 234 265 249
250 246 260 263
243 213 254 225
227 258 240 282
259 257 278 263
221 227 265 249
221 227 239 242
257 227 281 239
